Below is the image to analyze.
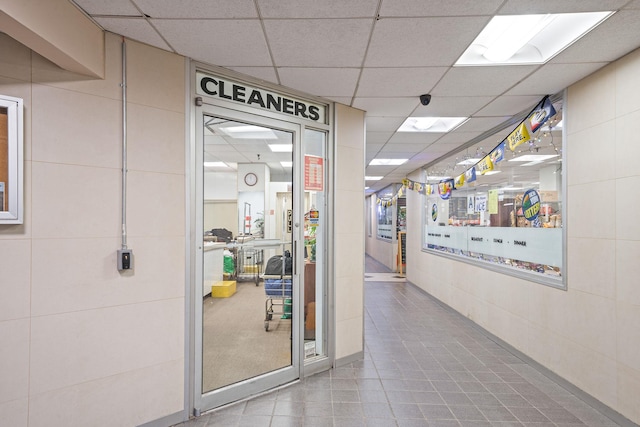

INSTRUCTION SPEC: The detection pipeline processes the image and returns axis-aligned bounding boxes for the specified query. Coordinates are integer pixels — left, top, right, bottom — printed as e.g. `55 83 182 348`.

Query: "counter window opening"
419 95 565 288
0 95 24 224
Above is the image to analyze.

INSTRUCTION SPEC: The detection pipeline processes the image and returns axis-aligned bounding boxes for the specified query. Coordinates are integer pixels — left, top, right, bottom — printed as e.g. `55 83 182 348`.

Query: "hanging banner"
507 122 531 151
490 141 505 164
454 173 465 188
438 179 453 200
476 155 494 175
530 97 557 133
465 167 476 183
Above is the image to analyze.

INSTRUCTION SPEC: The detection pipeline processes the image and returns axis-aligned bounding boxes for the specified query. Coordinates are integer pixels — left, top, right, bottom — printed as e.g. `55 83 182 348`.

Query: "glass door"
194 106 302 412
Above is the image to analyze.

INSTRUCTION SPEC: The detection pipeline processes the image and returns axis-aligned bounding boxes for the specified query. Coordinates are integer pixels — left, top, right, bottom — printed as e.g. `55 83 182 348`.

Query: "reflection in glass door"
195 109 300 412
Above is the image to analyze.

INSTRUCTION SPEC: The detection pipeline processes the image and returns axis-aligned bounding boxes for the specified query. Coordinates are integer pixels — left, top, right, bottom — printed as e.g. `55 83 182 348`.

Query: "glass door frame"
193 104 303 413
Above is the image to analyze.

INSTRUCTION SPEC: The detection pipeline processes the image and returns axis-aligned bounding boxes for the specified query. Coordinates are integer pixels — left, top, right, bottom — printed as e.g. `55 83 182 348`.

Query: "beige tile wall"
407 48 640 425
334 103 365 362
0 32 186 426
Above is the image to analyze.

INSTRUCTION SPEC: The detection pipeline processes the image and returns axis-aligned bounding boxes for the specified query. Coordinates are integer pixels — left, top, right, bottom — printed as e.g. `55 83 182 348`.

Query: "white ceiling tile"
133 0 257 18
475 95 543 117
365 17 489 67
366 132 394 144
385 132 441 145
365 117 406 132
226 67 279 84
73 0 140 15
456 117 511 132
432 131 484 146
507 63 608 96
432 66 538 97
354 97 420 117
278 68 360 97
624 0 640 8
94 17 171 51
380 0 503 16
257 0 378 18
152 19 272 66
412 96 495 117
357 67 448 97
498 0 628 14
329 97 355 105
264 19 372 67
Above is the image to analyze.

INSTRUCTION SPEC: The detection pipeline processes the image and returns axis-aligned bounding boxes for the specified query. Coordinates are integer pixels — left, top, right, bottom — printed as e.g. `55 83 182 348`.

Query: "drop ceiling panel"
152 19 272 66
432 66 539 97
365 117 406 132
278 68 360 97
356 67 448 97
73 0 140 15
256 0 379 18
412 96 495 117
366 17 489 67
380 0 503 16
475 95 543 117
354 97 420 117
94 17 172 51
134 0 258 18
385 132 441 145
506 63 608 96
456 117 512 132
430 131 484 146
263 19 372 67
365 132 394 144
227 67 279 84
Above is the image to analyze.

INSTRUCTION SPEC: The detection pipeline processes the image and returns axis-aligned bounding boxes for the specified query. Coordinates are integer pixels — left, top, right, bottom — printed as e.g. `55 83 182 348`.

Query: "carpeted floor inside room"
202 279 292 392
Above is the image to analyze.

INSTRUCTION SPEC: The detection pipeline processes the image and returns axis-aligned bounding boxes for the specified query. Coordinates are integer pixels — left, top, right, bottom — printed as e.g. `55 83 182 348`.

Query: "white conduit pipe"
121 37 128 250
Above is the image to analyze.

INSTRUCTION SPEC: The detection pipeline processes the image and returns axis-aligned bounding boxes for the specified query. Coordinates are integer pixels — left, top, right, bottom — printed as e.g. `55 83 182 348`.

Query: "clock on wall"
244 172 258 186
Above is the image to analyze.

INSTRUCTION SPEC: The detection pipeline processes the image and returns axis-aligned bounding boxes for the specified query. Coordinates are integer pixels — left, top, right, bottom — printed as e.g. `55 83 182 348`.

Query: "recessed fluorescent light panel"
456 11 614 65
365 176 384 181
280 161 293 168
509 154 558 162
369 159 408 166
398 117 468 133
268 144 293 152
483 170 502 175
426 176 451 181
219 125 278 139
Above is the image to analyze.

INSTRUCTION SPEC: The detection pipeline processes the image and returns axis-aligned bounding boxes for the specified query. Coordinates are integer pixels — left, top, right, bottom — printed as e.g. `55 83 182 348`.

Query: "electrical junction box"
117 249 133 271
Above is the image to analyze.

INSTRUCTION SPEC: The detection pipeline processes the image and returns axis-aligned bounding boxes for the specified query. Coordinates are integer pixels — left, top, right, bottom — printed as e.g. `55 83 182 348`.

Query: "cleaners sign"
197 72 326 123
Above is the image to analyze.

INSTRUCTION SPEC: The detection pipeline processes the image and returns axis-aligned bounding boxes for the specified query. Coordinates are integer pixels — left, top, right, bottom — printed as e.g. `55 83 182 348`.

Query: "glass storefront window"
420 96 564 288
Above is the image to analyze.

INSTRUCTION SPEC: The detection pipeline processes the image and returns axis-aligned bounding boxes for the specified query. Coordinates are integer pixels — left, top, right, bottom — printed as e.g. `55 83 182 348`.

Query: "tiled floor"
176 256 626 427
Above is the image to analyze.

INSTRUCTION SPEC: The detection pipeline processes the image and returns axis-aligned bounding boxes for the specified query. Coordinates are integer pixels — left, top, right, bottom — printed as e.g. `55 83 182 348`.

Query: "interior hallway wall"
406 47 640 425
0 32 186 426
364 194 396 271
334 103 365 363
